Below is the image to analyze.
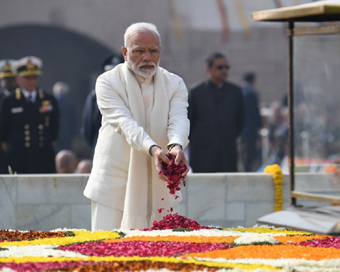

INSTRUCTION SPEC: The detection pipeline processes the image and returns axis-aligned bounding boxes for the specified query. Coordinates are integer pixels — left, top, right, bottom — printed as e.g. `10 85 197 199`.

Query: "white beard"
127 55 159 78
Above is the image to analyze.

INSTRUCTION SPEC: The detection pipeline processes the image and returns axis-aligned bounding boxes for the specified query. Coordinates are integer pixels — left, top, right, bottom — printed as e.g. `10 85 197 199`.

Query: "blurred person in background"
268 101 288 165
55 149 77 173
188 52 245 173
240 72 262 172
76 159 92 173
81 54 124 156
0 59 18 173
0 59 18 104
0 56 59 174
53 81 77 153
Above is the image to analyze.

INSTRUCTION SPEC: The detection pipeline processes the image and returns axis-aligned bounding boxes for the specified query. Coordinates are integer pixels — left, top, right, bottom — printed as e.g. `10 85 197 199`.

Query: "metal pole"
288 20 296 206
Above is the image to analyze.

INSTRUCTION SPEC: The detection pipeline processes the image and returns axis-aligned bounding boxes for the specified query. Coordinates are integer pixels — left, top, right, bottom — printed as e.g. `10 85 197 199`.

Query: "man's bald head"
76 159 92 174
55 150 77 173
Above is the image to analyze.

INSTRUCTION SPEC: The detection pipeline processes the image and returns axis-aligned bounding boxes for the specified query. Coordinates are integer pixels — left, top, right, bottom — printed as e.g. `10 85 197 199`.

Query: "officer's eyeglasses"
131 48 160 57
214 65 230 70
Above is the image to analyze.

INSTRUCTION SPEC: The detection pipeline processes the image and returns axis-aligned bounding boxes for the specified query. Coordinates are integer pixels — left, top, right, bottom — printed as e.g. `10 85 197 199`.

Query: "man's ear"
205 66 210 73
121 46 128 61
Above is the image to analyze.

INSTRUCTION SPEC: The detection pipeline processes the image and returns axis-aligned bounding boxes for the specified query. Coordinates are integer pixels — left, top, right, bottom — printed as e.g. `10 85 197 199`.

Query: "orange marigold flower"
183 244 340 260
325 165 340 175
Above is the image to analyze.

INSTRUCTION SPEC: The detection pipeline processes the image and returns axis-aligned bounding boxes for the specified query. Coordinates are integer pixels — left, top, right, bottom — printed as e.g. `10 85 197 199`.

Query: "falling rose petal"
157 208 164 213
174 195 179 200
161 198 164 201
170 207 173 212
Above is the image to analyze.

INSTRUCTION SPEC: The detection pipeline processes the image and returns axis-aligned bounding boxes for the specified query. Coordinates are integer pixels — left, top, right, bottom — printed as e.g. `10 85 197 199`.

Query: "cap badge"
26 59 35 70
3 61 12 72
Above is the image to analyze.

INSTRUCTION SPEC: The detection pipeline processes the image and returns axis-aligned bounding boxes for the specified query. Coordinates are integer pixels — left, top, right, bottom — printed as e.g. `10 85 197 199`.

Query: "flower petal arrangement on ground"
1 163 338 271
1 221 340 272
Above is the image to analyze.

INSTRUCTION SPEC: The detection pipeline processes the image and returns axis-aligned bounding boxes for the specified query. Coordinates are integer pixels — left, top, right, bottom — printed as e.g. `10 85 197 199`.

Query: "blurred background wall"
0 0 319 157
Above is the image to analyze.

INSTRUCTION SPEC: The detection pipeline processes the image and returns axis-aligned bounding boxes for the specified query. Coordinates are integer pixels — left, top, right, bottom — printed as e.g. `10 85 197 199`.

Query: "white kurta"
84 62 190 229
137 75 154 217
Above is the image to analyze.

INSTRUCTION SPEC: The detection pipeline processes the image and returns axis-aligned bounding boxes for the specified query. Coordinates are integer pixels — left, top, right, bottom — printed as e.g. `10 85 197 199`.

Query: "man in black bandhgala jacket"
188 52 245 173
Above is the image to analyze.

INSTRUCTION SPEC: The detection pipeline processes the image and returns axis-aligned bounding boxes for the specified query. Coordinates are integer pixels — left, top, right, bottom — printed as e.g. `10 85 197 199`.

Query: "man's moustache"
138 62 155 68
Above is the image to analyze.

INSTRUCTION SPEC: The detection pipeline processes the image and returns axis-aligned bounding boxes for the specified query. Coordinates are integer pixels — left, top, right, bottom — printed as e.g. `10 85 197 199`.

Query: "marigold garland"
325 165 340 175
264 164 284 211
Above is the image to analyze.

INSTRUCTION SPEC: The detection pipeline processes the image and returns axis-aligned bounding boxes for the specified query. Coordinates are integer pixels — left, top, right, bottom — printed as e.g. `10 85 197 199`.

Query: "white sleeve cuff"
143 138 158 155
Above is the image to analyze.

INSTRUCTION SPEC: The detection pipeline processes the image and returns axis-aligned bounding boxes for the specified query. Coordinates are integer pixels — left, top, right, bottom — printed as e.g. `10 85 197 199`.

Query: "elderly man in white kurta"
84 22 190 231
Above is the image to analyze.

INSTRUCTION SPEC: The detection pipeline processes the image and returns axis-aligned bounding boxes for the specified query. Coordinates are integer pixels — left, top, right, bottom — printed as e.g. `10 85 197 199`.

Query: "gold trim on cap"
0 72 16 78
18 70 41 77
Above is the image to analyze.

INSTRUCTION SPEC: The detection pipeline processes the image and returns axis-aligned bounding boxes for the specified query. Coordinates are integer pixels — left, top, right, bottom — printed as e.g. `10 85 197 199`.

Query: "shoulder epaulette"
1 142 7 151
15 88 21 100
38 88 44 99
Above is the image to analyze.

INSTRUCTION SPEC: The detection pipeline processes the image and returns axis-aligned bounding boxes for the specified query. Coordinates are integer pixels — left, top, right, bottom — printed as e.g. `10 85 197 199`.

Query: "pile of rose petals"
143 213 213 231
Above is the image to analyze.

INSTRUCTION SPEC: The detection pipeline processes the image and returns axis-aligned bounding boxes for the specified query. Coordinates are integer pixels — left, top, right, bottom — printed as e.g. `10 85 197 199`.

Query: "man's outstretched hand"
151 146 171 182
169 145 189 181
151 145 189 182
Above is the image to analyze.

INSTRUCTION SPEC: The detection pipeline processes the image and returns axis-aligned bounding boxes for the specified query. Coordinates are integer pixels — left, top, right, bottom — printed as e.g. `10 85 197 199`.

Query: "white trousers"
91 201 180 231
91 201 123 231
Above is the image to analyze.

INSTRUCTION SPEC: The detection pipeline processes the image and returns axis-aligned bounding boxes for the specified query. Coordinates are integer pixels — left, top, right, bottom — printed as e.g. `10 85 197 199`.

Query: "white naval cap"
14 56 43 77
0 59 16 78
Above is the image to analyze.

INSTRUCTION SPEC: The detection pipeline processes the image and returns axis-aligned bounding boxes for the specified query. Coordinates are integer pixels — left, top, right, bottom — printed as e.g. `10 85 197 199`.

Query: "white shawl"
120 64 180 229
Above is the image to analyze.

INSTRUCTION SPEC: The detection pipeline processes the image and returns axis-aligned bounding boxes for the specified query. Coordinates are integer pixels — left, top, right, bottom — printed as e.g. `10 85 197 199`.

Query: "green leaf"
172 228 194 232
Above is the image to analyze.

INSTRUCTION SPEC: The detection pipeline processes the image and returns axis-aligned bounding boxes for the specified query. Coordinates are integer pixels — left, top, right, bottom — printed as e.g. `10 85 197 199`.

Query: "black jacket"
81 90 101 151
0 88 59 174
188 80 245 172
